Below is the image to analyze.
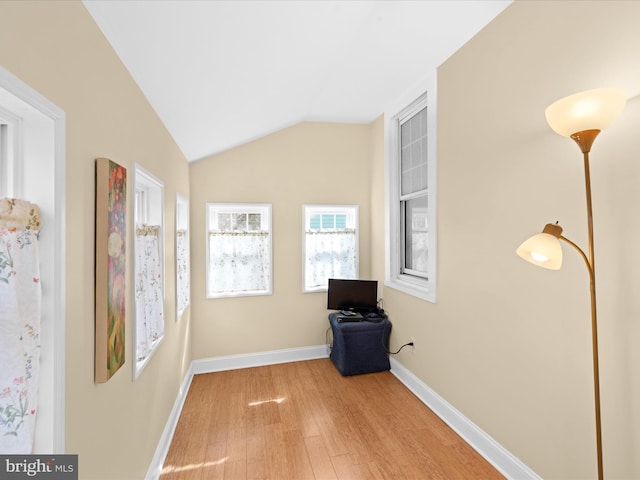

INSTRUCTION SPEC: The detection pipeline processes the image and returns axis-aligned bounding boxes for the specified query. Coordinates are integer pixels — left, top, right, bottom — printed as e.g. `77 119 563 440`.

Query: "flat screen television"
327 278 378 313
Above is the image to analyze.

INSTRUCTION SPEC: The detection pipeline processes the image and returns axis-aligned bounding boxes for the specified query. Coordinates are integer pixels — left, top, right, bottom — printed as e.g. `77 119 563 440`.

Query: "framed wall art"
95 157 127 383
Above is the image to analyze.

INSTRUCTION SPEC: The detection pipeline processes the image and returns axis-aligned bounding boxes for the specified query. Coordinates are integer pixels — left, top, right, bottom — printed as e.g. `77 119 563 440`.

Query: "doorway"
0 66 65 453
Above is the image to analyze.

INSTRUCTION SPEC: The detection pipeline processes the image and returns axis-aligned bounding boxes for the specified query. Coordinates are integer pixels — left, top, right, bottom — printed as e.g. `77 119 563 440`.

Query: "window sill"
207 290 272 300
303 286 328 294
134 335 164 380
385 275 435 303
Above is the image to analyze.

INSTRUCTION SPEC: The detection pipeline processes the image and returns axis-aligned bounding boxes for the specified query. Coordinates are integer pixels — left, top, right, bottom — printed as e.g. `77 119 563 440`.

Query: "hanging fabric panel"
208 231 270 294
135 225 164 363
305 229 357 290
0 198 41 453
176 228 189 317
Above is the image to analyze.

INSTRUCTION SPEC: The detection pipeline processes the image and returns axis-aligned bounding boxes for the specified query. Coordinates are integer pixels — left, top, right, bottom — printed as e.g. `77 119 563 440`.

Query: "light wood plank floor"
160 359 504 479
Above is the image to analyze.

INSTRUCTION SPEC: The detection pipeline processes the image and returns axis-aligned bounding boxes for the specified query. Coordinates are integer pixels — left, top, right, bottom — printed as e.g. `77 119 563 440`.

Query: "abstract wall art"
95 157 126 383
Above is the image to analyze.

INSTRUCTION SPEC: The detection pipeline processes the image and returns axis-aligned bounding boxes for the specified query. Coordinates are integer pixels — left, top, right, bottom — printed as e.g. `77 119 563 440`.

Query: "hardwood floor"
160 359 504 479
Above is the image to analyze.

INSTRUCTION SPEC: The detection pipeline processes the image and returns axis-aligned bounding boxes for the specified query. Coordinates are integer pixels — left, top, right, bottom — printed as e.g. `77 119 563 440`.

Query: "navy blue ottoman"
328 313 391 376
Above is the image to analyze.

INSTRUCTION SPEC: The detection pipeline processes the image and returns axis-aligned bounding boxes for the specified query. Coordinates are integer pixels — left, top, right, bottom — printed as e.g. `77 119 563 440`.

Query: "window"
175 194 190 320
386 86 437 302
133 164 165 379
303 205 358 292
206 203 272 298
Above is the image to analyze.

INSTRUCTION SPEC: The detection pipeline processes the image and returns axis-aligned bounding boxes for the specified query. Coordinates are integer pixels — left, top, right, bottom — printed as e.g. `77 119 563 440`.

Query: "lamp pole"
522 130 604 480
568 128 603 480
558 227 603 480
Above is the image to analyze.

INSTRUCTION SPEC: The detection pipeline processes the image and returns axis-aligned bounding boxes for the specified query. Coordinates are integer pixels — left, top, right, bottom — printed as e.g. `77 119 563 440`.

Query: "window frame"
133 163 165 380
385 77 437 303
302 204 359 293
206 202 273 299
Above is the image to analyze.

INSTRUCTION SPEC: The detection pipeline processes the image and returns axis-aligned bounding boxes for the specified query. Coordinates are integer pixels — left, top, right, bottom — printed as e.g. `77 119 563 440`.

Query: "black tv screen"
327 278 378 312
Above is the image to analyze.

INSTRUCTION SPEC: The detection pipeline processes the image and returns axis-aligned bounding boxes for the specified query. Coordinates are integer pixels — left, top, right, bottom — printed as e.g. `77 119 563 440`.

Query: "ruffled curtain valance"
136 224 159 237
0 198 41 233
0 198 42 453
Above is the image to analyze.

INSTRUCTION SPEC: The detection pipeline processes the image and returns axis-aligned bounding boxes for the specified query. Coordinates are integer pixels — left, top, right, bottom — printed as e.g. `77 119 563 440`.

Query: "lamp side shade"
516 232 563 270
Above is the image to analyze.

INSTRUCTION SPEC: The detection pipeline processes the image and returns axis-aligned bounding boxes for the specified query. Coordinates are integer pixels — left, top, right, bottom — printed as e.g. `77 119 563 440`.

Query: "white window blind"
400 106 429 278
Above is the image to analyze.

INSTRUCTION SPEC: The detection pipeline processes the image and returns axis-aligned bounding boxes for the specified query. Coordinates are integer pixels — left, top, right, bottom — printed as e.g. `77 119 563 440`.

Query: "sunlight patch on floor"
161 457 228 474
248 397 285 406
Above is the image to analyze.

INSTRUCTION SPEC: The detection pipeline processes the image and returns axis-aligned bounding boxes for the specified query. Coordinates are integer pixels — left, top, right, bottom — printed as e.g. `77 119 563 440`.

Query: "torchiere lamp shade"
545 87 627 137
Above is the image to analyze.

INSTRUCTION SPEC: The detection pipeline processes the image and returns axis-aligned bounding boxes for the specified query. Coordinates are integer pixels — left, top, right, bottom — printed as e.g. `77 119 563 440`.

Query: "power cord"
387 342 414 355
326 326 333 355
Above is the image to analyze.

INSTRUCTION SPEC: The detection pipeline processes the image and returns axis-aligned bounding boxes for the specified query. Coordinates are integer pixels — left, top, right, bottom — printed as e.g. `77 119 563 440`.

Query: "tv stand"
328 313 391 376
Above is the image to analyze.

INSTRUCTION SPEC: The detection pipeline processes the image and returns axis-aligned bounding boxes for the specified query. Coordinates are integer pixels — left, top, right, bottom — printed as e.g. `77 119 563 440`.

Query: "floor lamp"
516 87 627 480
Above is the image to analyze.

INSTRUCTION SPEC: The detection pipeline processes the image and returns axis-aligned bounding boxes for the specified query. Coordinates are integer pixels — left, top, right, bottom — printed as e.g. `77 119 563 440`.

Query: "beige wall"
0 2 191 479
382 1 640 478
190 122 374 359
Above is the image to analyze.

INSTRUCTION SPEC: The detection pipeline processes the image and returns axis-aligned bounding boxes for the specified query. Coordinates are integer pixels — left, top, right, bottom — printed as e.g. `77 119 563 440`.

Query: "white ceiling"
83 0 511 162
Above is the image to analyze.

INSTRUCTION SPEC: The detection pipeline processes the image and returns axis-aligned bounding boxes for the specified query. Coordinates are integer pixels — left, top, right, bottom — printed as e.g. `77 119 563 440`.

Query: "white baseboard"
389 357 541 480
147 346 539 480
145 362 195 480
192 344 328 374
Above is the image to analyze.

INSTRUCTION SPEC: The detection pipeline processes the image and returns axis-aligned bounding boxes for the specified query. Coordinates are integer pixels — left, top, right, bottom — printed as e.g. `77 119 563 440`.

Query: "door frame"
0 65 66 453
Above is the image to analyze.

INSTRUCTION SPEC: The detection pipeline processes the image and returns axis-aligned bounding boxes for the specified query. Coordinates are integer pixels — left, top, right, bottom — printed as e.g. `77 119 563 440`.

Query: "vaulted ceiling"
84 0 511 161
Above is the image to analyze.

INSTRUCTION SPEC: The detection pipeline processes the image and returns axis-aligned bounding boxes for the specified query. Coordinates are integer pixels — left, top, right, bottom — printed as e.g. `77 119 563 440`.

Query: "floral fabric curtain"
135 225 164 362
305 229 356 290
0 198 41 453
208 231 270 294
176 229 189 317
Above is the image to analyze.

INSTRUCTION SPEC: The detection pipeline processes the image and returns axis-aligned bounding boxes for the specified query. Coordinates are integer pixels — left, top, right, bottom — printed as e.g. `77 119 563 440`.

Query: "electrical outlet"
410 337 415 353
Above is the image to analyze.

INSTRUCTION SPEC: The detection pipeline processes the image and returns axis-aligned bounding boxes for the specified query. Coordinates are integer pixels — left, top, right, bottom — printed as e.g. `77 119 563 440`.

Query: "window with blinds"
386 85 437 303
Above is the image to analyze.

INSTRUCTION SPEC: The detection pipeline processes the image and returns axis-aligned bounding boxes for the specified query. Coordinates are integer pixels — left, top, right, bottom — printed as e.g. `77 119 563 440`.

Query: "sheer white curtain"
0 198 41 453
305 229 356 290
176 229 189 317
134 225 164 362
208 231 270 294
